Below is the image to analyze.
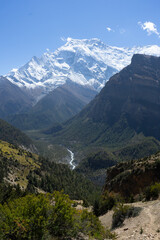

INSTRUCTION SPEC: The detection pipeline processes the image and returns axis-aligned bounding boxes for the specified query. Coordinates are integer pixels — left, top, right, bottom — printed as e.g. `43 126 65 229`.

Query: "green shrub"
105 228 117 239
144 182 160 201
112 204 141 229
0 194 51 239
48 191 76 238
94 191 117 216
79 209 106 240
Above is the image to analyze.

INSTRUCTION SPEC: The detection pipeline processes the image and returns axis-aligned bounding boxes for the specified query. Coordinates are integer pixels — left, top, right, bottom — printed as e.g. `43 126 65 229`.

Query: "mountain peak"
66 37 102 44
60 38 109 54
5 38 160 101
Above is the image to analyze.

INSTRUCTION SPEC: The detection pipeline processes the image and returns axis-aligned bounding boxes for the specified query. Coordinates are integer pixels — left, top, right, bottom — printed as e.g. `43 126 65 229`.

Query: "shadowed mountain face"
7 81 97 130
0 76 32 117
81 54 160 138
49 54 160 147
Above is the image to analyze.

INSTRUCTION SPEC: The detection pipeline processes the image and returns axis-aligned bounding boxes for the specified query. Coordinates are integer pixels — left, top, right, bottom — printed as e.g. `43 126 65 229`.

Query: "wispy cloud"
110 25 126 34
106 26 114 32
61 37 66 41
138 21 159 37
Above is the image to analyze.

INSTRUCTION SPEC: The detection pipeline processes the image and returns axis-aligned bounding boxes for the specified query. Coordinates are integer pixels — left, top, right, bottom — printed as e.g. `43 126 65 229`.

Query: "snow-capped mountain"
6 38 160 100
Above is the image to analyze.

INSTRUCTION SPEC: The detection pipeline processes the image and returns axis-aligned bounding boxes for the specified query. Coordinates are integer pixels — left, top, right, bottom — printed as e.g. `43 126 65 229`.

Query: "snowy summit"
6 38 160 96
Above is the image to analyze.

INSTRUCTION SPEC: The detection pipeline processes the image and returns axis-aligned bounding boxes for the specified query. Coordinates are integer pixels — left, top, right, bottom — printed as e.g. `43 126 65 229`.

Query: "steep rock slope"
78 54 160 139
104 151 160 196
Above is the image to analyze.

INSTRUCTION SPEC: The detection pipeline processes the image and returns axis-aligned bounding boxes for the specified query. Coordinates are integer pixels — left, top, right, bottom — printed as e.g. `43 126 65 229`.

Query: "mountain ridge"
0 76 32 117
7 81 97 130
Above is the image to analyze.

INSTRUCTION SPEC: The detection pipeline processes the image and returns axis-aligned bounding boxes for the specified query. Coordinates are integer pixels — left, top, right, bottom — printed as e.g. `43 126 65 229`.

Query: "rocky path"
99 200 160 239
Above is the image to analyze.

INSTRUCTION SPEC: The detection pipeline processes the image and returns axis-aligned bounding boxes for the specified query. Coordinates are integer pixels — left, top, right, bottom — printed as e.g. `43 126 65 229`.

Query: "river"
67 149 76 170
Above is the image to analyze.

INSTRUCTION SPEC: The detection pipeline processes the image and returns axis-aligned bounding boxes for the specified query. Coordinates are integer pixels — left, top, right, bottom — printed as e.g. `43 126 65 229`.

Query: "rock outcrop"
104 152 160 196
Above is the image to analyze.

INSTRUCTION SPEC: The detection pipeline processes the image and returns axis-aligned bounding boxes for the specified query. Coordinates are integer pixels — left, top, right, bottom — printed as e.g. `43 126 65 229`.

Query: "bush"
105 228 117 239
112 203 141 229
79 210 107 240
94 191 117 216
144 182 160 201
0 193 51 239
48 191 76 238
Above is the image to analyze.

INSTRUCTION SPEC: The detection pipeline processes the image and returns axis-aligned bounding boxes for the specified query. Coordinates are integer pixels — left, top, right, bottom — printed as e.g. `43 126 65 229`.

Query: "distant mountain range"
6 38 160 102
8 81 97 130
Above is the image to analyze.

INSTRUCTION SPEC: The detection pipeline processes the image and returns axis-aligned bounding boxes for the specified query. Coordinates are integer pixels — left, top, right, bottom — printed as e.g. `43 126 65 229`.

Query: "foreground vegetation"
0 190 116 240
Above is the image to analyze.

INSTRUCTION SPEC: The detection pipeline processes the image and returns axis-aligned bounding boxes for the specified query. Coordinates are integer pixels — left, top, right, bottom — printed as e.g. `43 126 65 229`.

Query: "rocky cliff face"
104 152 160 196
84 54 160 137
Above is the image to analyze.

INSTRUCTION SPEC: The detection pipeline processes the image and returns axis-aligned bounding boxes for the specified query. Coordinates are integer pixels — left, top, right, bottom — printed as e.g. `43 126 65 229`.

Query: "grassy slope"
0 140 39 188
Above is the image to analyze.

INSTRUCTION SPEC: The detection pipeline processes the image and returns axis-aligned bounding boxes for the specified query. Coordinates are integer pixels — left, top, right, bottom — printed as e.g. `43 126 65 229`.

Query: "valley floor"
99 200 160 240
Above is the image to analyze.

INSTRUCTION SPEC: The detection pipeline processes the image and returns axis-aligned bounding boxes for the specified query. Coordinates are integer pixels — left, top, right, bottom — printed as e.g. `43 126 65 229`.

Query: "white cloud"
106 27 112 32
138 21 159 36
106 26 126 34
106 27 114 32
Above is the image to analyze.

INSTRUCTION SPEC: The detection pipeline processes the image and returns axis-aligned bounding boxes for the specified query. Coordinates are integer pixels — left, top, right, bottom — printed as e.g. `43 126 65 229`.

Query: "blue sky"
0 0 160 75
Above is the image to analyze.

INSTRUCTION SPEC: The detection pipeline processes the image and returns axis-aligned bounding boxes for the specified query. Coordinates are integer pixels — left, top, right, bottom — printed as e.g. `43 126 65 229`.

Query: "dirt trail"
99 200 160 239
